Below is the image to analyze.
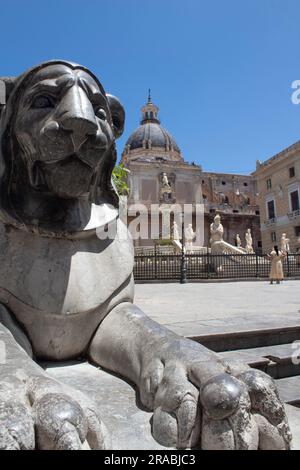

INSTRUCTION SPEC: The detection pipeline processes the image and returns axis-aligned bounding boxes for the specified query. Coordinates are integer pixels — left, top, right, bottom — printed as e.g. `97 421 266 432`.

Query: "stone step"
188 321 300 352
276 376 300 406
218 343 300 379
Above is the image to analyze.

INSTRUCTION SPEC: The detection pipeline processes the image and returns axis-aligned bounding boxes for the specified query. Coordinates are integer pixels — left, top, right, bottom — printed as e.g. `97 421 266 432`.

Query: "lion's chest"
0 220 134 315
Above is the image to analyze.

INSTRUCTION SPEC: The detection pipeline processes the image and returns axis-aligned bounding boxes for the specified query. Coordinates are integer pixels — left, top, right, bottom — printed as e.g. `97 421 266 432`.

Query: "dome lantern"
140 89 160 124
122 94 183 164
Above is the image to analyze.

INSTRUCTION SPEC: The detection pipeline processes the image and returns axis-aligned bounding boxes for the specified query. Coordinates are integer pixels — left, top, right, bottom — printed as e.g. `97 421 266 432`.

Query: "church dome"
122 92 182 163
126 122 180 153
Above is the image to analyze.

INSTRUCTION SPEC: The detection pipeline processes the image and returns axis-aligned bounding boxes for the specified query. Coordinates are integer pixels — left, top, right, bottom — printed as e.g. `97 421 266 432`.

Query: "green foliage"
155 238 173 246
112 163 129 196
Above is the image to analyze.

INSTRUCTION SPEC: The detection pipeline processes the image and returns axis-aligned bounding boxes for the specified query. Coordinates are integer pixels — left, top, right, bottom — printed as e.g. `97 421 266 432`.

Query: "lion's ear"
106 94 125 139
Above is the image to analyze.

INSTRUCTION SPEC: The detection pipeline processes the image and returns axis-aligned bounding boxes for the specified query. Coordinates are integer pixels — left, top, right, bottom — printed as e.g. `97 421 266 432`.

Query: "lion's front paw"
0 399 34 450
29 376 110 450
0 378 35 450
0 376 110 450
33 392 89 450
141 356 292 450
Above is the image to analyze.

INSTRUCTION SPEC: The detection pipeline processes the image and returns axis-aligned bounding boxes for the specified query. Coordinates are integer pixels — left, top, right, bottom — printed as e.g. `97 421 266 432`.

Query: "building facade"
122 96 261 249
253 141 300 253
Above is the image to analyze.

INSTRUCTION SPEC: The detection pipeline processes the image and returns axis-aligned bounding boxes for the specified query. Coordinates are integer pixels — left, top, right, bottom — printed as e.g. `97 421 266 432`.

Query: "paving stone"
276 376 300 405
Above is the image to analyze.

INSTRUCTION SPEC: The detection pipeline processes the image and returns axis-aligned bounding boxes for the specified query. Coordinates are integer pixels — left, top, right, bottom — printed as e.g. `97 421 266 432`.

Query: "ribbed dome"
125 122 180 152
123 94 182 161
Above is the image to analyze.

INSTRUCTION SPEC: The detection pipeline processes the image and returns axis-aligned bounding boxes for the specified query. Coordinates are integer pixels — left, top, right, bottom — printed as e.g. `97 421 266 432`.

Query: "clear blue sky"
1 0 300 174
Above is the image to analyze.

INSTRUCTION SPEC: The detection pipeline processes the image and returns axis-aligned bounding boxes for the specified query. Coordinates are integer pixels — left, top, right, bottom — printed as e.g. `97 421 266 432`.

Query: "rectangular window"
267 200 275 219
271 232 276 242
290 190 300 212
289 167 295 178
295 226 300 237
266 178 272 189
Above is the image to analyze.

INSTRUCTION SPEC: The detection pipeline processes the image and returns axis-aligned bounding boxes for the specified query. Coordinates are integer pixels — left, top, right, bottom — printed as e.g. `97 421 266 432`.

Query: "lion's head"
0 60 125 232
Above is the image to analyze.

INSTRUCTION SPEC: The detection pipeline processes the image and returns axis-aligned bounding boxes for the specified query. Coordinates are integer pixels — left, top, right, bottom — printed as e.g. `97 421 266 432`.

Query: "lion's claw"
0 375 110 450
142 352 292 449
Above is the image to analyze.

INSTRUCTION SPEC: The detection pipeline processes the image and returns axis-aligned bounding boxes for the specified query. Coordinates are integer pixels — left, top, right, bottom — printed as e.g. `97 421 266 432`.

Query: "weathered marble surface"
0 61 293 450
44 361 167 450
45 361 300 450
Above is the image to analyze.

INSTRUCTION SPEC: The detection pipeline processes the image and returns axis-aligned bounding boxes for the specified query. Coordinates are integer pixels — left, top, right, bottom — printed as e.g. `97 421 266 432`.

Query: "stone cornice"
252 140 300 176
121 146 183 163
125 160 202 172
201 171 254 180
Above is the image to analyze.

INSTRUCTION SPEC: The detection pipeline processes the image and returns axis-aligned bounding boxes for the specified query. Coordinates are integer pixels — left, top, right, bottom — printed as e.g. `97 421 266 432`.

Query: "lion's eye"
31 95 54 109
95 107 107 120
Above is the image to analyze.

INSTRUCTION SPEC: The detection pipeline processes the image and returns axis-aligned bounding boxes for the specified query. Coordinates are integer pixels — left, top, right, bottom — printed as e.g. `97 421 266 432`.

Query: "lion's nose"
58 86 98 151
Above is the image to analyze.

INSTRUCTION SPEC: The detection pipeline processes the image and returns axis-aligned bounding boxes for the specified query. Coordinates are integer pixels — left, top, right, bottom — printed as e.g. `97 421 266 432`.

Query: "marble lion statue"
0 61 291 450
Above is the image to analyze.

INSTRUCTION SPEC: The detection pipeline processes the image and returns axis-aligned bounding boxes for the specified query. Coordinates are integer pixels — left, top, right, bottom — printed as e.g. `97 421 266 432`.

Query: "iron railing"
134 250 300 281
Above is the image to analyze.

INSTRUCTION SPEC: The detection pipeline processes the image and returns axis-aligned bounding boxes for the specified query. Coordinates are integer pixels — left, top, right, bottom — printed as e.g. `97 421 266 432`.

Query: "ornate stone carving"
185 223 195 251
159 172 175 203
210 214 224 244
281 233 290 253
172 221 180 241
245 228 254 254
0 61 291 450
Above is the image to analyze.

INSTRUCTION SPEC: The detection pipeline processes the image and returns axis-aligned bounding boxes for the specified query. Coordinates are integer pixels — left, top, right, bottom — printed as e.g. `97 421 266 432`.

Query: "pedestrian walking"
268 245 286 284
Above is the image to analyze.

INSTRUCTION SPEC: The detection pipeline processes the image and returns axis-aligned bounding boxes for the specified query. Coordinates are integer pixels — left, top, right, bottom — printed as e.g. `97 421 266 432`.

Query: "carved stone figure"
210 214 224 244
280 233 290 253
236 234 241 248
161 172 171 192
172 221 180 241
245 228 254 254
0 61 291 450
160 172 174 203
185 223 195 251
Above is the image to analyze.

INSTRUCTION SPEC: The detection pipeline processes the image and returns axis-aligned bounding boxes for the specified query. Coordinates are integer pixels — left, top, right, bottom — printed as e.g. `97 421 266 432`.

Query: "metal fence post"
154 244 157 280
207 252 210 279
180 243 188 284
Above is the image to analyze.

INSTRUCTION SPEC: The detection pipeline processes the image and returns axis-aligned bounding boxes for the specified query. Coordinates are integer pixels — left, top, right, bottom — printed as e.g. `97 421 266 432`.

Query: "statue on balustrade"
245 228 254 254
172 221 180 241
280 233 290 254
210 213 224 245
185 223 195 251
0 61 291 450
